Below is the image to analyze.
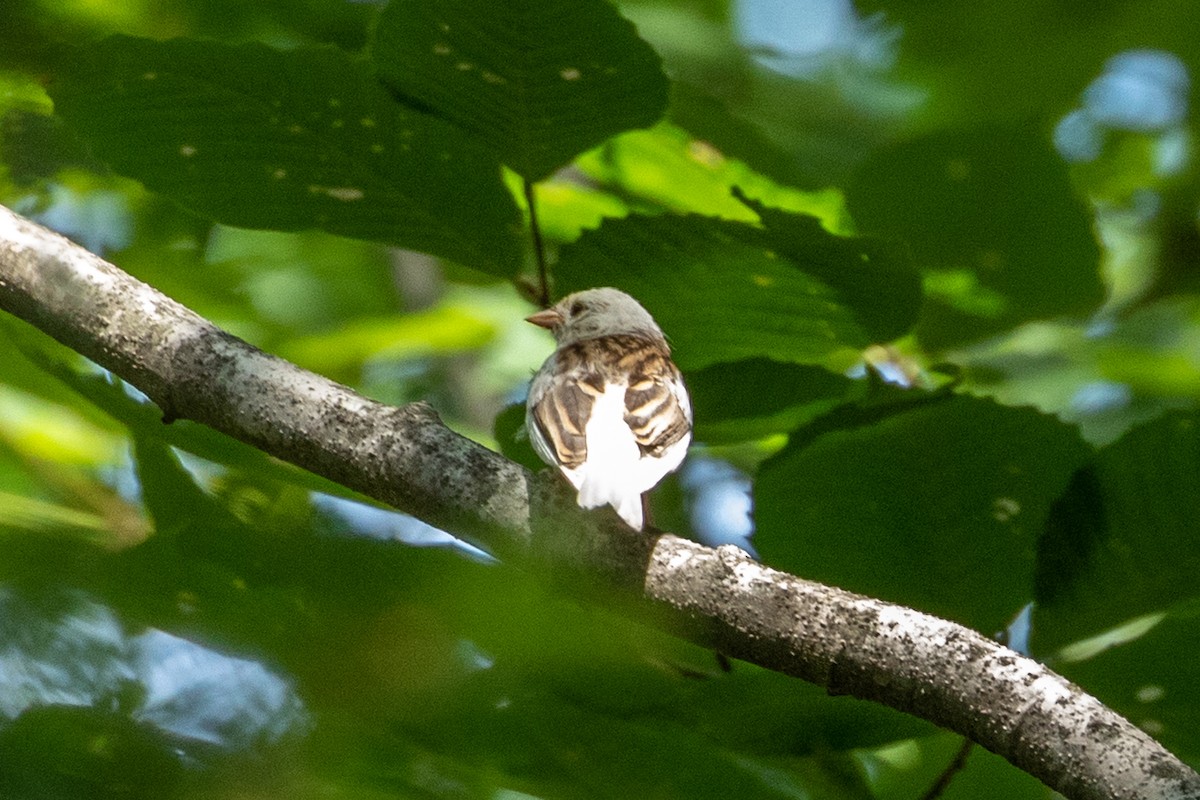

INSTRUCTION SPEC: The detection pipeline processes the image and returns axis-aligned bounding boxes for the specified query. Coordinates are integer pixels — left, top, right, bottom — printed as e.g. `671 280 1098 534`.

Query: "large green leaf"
1 109 100 183
50 36 522 275
372 0 667 181
668 81 818 193
554 214 871 371
736 191 921 343
1033 411 1200 653
847 125 1102 350
368 551 924 800
402 674 881 799
687 359 857 444
756 394 1092 633
575 123 846 224
0 705 184 798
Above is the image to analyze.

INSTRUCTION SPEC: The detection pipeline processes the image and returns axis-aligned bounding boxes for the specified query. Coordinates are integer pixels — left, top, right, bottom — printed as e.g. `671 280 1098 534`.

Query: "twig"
920 738 974 800
524 178 550 307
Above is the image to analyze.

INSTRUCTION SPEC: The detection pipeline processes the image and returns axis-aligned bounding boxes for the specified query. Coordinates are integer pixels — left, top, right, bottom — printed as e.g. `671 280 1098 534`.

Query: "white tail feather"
554 380 689 531
572 385 646 529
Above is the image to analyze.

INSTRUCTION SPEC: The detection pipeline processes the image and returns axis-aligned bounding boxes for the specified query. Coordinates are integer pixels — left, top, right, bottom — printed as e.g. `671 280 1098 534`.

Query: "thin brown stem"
920 738 974 800
524 179 550 307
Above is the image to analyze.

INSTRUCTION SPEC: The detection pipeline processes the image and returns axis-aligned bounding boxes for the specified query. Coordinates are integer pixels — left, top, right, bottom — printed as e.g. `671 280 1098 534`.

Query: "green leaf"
0 491 110 541
756 394 1092 633
687 359 857 444
278 306 496 374
847 125 1102 350
526 178 632 243
1 110 100 183
576 123 846 223
1033 411 1200 653
410 678 879 799
50 35 522 275
668 81 817 193
375 557 924 800
0 706 183 799
372 0 668 181
121 435 344 655
554 214 871 371
133 432 241 538
736 190 922 343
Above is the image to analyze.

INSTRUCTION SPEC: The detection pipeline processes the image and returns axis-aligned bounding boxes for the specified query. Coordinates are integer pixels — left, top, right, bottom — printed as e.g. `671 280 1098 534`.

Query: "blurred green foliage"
2 0 1200 797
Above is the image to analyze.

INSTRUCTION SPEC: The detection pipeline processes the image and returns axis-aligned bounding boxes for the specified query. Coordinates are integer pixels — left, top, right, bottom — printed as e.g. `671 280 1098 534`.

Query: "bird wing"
620 347 692 458
528 360 604 472
527 335 692 531
528 334 692 470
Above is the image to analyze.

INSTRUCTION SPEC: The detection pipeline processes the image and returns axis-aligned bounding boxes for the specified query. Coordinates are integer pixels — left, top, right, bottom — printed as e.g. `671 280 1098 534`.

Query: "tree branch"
1 203 1197 800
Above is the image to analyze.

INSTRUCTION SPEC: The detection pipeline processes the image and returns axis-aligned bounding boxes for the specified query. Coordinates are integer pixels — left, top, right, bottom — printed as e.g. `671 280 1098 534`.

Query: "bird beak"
525 308 563 330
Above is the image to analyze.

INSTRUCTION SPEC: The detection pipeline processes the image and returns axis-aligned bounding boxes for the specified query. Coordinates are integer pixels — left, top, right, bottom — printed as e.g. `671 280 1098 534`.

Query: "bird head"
525 287 664 347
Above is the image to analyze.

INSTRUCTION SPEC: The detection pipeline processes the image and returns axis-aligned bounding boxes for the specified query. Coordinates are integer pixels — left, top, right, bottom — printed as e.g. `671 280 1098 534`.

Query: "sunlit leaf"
373 0 668 181
519 177 631 243
279 306 496 374
51 36 522 275
577 124 847 224
0 491 109 540
0 384 122 465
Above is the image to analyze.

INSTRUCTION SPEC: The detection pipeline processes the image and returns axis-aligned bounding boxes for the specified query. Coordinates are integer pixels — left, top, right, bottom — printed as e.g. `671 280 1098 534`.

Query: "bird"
525 287 692 530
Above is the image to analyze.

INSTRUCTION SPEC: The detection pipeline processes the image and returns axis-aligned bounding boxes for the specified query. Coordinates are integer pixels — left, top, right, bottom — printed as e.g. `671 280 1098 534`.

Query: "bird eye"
569 300 586 316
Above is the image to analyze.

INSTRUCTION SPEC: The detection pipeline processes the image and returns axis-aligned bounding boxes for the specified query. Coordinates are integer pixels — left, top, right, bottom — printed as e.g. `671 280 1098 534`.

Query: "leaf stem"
920 738 974 800
524 179 550 307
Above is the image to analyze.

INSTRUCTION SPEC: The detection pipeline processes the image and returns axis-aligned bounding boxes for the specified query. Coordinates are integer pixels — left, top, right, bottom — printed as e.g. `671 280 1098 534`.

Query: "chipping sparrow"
525 287 692 530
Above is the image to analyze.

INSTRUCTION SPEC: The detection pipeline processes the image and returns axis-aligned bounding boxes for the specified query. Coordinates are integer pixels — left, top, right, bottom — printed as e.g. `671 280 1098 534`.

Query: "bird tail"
577 477 644 530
